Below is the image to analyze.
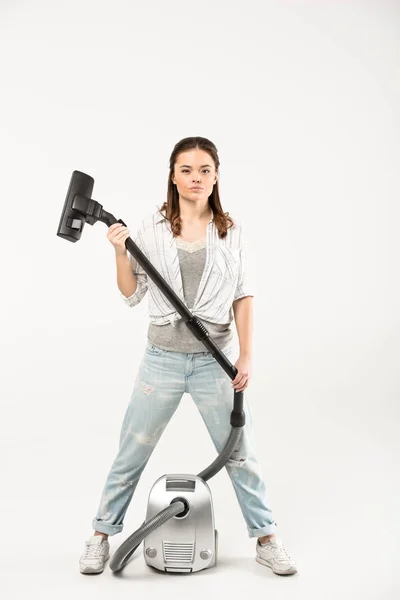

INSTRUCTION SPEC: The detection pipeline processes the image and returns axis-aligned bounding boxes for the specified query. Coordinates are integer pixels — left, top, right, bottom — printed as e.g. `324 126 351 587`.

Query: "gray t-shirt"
147 237 233 352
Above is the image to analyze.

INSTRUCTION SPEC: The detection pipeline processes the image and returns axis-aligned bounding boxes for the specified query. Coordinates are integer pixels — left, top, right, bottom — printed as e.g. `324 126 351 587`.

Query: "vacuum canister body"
143 474 218 573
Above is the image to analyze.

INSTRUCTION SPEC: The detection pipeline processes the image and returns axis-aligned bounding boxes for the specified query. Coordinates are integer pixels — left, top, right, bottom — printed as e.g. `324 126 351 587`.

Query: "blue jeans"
92 341 278 538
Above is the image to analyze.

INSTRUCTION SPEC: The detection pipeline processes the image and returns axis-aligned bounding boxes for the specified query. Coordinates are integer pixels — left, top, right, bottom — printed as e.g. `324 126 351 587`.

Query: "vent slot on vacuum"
163 541 194 563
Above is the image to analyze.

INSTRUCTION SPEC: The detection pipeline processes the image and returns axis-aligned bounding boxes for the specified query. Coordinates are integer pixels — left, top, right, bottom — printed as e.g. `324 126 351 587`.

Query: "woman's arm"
116 252 138 297
233 296 253 358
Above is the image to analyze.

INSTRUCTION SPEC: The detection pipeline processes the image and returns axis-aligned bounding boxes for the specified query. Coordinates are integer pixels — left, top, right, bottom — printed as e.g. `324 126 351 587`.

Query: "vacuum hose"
197 425 243 482
109 503 186 571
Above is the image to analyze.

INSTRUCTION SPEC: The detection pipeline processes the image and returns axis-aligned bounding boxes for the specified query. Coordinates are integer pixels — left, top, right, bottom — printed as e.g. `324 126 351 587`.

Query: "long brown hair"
158 136 234 239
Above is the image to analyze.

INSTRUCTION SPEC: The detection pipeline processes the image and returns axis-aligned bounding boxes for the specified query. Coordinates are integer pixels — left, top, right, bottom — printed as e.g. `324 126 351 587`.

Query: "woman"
79 136 297 576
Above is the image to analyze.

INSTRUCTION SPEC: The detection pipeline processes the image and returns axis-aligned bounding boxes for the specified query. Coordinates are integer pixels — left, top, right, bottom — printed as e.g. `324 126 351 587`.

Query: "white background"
1 1 399 598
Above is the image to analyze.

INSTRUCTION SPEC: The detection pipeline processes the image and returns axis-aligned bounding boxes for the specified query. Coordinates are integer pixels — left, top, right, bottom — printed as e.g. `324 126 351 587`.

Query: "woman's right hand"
107 223 131 256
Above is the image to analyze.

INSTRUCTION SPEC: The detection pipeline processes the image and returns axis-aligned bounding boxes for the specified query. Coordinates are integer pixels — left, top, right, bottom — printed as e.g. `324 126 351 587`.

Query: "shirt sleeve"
120 227 149 307
233 223 255 301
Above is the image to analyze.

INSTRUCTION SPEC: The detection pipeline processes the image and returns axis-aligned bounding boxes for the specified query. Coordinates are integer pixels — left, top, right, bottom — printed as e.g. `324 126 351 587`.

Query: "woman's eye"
181 169 210 173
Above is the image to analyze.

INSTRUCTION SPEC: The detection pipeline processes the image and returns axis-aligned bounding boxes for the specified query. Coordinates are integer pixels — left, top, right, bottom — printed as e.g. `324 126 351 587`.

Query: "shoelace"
271 544 292 560
84 542 103 558
260 541 292 560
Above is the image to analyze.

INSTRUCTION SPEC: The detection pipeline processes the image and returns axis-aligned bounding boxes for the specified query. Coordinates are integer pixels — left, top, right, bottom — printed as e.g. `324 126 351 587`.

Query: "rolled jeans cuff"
247 522 278 538
92 518 123 536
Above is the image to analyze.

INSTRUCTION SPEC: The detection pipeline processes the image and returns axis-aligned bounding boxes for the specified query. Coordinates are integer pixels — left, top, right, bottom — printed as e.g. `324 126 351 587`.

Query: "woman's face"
172 148 218 205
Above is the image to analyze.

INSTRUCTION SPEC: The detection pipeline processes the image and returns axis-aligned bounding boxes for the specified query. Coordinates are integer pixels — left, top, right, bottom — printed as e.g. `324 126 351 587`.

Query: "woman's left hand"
231 355 252 392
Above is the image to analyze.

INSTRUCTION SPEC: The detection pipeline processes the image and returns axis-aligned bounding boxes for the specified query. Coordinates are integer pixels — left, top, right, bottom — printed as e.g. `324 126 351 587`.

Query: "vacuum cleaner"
57 170 246 574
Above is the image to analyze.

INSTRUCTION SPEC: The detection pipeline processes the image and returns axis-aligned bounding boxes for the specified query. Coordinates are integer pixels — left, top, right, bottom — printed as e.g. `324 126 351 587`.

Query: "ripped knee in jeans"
228 449 247 466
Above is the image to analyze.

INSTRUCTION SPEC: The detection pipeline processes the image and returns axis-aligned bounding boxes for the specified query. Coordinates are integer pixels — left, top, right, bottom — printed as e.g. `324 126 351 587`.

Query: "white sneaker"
256 536 298 575
79 535 110 574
